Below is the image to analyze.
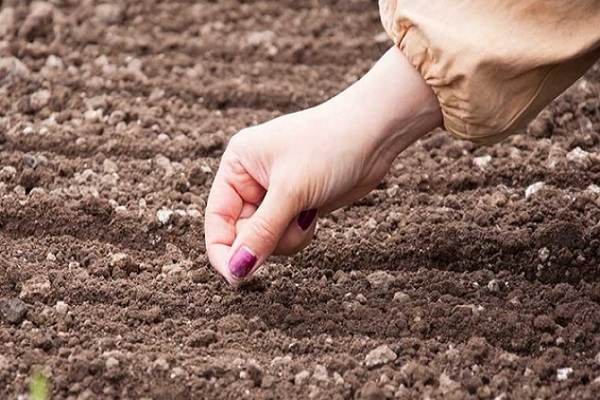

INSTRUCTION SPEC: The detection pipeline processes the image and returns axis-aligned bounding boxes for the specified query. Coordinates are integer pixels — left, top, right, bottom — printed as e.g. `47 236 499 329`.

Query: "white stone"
187 209 201 219
0 166 17 178
109 252 129 267
103 159 119 174
587 184 600 194
487 279 500 292
153 357 169 371
556 367 573 381
84 109 103 122
171 367 185 378
157 209 173 225
393 291 410 303
538 247 550 262
366 271 394 290
525 182 545 199
473 155 492 170
155 155 174 177
55 301 68 316
566 147 590 164
333 372 344 385
44 55 64 70
365 345 397 368
105 357 119 369
246 30 275 46
30 90 51 110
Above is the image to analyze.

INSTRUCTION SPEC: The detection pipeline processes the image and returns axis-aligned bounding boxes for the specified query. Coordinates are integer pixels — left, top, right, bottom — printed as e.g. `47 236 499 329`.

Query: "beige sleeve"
379 0 600 145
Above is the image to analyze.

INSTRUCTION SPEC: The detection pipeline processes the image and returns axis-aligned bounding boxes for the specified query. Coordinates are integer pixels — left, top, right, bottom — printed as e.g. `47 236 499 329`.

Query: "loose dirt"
1 1 599 399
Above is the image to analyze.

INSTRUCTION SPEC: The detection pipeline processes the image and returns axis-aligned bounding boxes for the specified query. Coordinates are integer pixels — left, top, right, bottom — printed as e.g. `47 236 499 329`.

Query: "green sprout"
29 372 49 400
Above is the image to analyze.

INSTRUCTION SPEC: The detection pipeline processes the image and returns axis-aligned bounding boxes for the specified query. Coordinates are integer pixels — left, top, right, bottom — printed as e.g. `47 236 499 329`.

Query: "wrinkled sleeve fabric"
379 0 600 145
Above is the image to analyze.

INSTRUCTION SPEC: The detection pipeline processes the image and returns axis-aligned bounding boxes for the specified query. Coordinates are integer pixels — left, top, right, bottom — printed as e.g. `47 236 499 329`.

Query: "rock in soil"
365 345 397 368
0 298 27 324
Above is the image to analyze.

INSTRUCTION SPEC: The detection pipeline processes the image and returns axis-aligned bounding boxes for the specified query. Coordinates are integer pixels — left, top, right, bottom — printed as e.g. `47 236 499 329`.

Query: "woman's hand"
205 47 442 285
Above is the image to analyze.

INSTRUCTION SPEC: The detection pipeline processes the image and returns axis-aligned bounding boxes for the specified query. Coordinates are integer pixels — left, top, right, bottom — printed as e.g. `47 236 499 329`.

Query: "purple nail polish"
228 246 257 278
297 209 318 231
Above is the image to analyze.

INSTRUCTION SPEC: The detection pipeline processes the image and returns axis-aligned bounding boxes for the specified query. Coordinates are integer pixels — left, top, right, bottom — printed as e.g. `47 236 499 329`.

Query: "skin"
205 46 443 285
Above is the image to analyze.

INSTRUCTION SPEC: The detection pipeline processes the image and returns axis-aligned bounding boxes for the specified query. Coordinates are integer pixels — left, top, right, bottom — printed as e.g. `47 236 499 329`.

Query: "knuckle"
228 128 255 149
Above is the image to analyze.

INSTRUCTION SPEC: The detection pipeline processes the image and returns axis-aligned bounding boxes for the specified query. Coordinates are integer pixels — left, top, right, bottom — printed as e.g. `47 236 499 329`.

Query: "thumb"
228 187 299 280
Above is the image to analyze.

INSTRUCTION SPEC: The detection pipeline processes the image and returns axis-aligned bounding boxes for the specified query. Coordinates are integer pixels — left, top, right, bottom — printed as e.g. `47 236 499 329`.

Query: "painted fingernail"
297 209 318 231
228 246 257 278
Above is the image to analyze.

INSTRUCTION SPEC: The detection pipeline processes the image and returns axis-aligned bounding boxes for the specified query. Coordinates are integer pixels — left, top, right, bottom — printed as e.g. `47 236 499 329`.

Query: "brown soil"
1 1 599 399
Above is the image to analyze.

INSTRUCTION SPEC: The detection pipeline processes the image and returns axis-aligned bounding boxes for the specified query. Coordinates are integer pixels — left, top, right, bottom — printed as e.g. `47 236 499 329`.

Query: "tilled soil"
1 1 599 399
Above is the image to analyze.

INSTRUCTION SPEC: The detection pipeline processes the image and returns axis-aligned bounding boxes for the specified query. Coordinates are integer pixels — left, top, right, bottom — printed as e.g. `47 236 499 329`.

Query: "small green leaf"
29 372 49 400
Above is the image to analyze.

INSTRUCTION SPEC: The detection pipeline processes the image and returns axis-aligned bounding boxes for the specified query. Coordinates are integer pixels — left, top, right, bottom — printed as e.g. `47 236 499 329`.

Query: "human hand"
205 47 442 285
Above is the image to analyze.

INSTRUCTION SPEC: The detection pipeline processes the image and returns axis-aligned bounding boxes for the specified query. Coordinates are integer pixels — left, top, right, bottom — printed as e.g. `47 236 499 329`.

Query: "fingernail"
228 246 257 278
297 209 318 231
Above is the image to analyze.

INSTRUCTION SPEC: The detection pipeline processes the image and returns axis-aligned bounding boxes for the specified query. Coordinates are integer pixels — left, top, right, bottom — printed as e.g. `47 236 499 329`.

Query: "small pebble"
55 301 69 317
105 357 119 370
393 291 410 303
157 209 173 225
103 159 119 174
365 345 397 368
525 182 545 199
473 155 492 170
556 367 573 381
487 279 500 292
538 247 550 262
30 90 50 111
587 184 600 194
44 55 64 70
153 357 169 371
187 209 201 218
0 298 27 324
171 367 186 379
366 271 394 290
566 147 590 164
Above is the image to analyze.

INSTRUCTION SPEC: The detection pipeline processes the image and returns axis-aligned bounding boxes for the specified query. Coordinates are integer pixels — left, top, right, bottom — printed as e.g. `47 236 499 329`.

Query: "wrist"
321 46 442 159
